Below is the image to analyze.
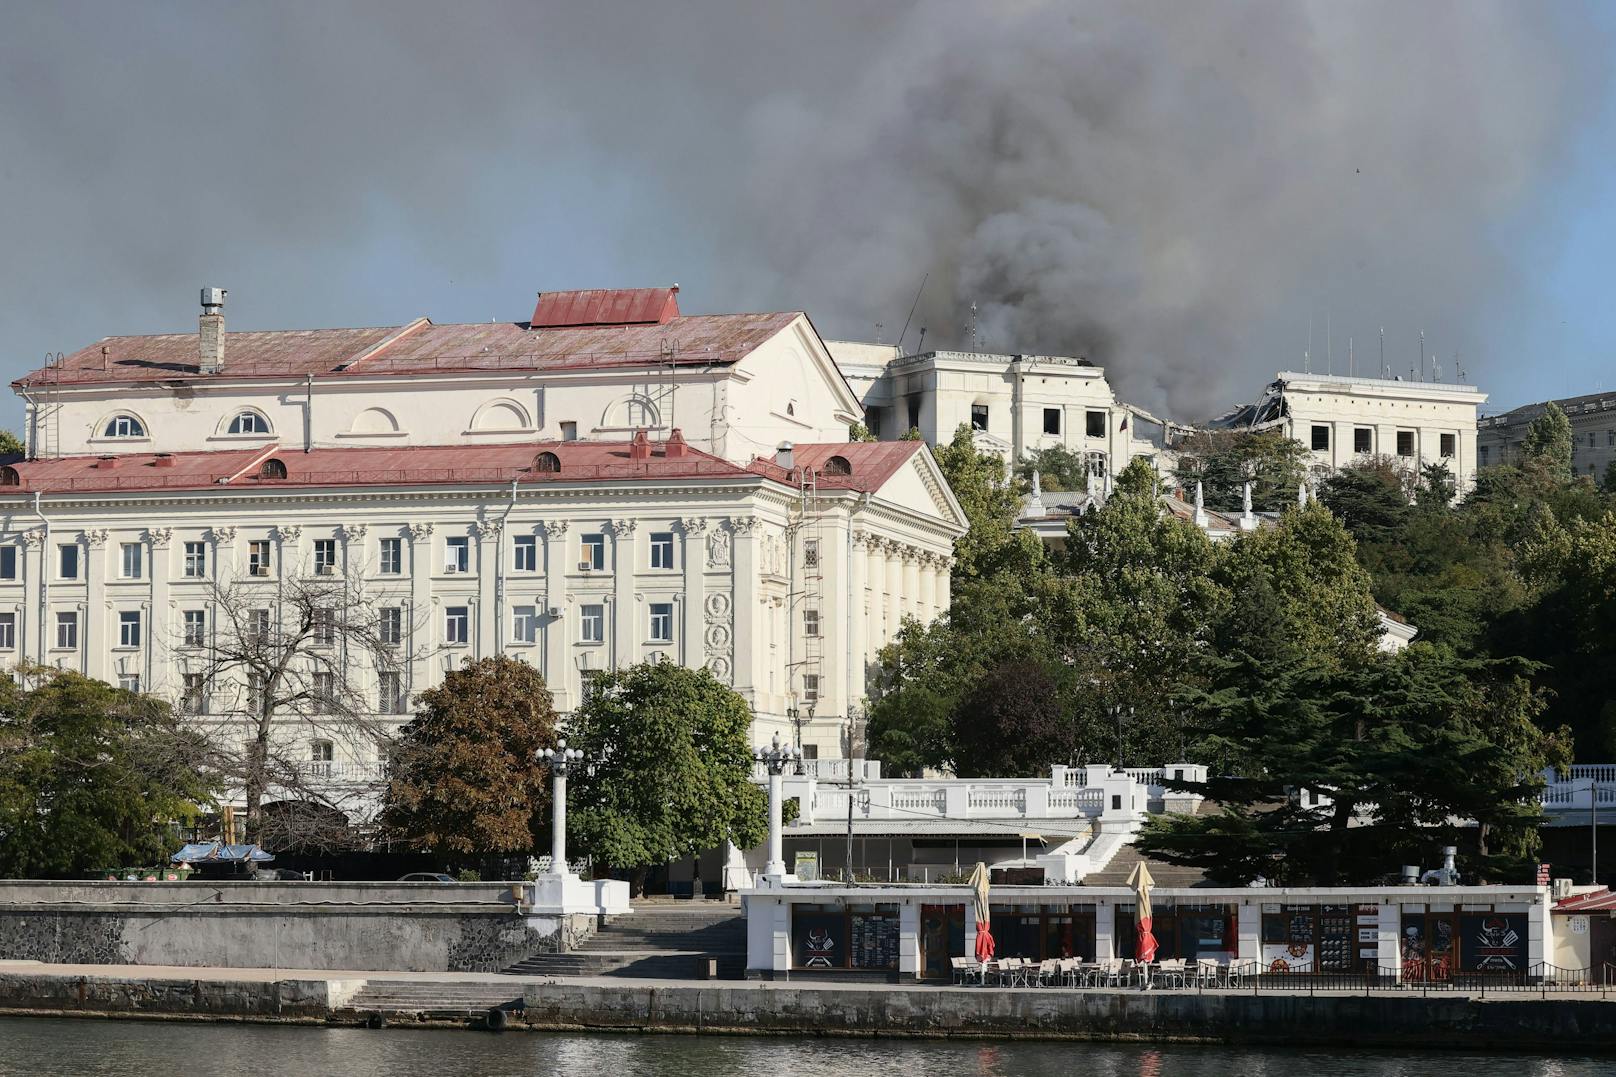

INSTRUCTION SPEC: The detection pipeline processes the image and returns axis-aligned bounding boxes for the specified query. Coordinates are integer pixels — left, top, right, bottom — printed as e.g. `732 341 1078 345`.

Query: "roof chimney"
628 429 651 461
665 428 689 459
199 288 227 374
775 441 795 471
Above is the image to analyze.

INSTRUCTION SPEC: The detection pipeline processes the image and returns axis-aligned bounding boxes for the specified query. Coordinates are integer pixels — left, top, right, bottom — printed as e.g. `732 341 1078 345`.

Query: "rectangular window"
378 671 405 714
1440 433 1456 459
118 674 141 694
649 602 674 642
560 420 578 442
1396 431 1415 457
118 611 141 648
183 540 207 578
246 608 270 643
309 739 334 774
1479 445 1490 465
514 534 538 572
444 606 469 644
248 539 271 577
649 532 675 570
1608 431 1615 448
379 606 403 646
313 539 337 575
1043 407 1061 435
1086 410 1106 438
1310 425 1330 451
512 605 539 644
1592 432 1600 450
866 407 882 438
182 673 206 715
182 609 205 647
804 609 821 638
55 610 77 650
0 545 16 580
311 607 335 646
312 672 335 710
906 397 921 431
803 673 820 703
970 404 989 431
120 541 142 579
0 612 15 649
445 536 469 574
803 538 820 569
581 534 606 571
1354 427 1373 454
379 537 403 575
580 603 604 643
58 543 79 580
247 672 265 714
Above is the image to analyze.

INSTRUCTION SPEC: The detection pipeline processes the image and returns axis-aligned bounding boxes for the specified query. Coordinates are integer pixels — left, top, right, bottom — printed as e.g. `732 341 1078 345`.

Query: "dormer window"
228 411 271 435
823 455 852 477
533 452 561 473
103 415 145 438
259 458 288 480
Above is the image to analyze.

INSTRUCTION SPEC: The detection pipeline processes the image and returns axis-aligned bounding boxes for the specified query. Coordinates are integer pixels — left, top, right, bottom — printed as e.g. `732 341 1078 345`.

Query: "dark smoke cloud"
0 2 1604 421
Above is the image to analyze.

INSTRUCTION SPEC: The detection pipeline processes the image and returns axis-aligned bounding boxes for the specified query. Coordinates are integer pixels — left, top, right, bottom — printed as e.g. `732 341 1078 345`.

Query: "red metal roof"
15 310 800 388
747 440 925 494
1554 889 1616 913
530 287 680 328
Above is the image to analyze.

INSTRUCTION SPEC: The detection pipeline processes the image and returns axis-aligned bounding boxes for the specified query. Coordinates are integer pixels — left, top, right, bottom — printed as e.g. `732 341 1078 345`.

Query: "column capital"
340 524 369 542
275 525 303 544
680 516 708 535
209 526 236 545
22 530 45 549
145 527 173 548
542 520 569 538
84 528 110 549
606 519 637 538
729 515 759 535
472 518 503 540
406 522 435 542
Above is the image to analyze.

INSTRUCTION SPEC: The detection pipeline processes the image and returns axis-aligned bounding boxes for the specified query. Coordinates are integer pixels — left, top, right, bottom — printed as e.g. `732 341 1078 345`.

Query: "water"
0 1018 1605 1077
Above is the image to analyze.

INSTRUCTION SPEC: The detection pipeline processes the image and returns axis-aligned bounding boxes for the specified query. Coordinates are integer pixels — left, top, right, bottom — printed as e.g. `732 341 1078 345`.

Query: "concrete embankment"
3 965 1615 1052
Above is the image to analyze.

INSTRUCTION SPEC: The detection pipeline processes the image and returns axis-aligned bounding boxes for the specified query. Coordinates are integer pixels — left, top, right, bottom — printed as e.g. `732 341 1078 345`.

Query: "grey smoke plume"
0 2 1603 420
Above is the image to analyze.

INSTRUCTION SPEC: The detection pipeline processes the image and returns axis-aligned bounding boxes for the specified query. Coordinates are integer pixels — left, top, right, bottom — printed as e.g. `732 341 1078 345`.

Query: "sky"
1 1 1613 426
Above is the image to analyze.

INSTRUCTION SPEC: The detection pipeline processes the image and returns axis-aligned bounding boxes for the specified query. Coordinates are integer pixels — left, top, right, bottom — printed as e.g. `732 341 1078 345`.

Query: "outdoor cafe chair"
1154 958 1188 989
951 956 985 986
1096 958 1126 988
1195 958 1223 987
1035 959 1061 987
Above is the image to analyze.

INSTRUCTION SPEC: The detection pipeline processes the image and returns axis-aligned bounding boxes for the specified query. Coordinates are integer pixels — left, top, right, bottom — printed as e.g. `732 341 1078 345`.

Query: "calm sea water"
0 1018 1606 1077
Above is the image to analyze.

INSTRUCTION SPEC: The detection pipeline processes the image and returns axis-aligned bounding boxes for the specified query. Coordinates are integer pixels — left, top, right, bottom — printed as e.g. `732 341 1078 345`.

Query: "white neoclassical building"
0 287 967 820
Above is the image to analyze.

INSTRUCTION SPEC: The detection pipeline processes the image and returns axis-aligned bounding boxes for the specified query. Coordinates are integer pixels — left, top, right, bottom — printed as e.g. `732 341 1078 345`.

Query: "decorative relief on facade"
707 527 731 569
471 519 503 539
703 590 733 685
606 519 637 538
680 516 708 536
406 522 434 542
84 529 109 549
341 524 368 543
209 526 236 545
275 525 302 544
541 520 569 538
145 527 173 547
759 533 787 578
21 530 44 549
729 516 759 535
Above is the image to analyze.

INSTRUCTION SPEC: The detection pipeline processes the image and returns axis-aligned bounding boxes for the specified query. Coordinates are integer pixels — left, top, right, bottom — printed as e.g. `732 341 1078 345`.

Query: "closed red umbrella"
968 862 996 962
1128 861 1159 963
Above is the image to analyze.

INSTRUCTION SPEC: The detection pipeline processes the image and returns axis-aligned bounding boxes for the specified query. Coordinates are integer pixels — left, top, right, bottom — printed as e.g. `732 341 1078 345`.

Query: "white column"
766 767 785 877
901 549 920 621
680 517 707 671
731 517 759 696
918 553 937 621
541 521 567 692
83 530 108 679
474 519 499 656
884 542 903 641
609 520 636 672
406 523 433 699
551 766 569 872
146 528 172 694
848 530 868 706
22 531 44 665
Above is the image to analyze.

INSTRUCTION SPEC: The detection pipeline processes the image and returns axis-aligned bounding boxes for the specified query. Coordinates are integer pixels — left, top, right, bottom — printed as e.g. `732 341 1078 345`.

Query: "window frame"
247 539 272 577
58 543 79 580
1353 427 1373 455
183 540 207 578
1310 425 1330 452
120 541 143 580
0 611 18 649
649 532 675 570
1396 430 1415 458
803 673 820 703
970 404 990 432
445 536 470 574
512 604 539 644
313 538 338 575
227 410 271 435
581 534 606 571
118 673 141 694
1085 410 1106 439
804 608 821 638
648 601 674 643
379 606 403 646
0 545 16 580
55 610 78 650
379 537 403 576
444 605 470 645
117 610 141 648
378 670 405 715
103 414 146 439
513 534 538 573
1043 408 1061 436
579 603 605 643
182 609 206 648
1440 433 1456 459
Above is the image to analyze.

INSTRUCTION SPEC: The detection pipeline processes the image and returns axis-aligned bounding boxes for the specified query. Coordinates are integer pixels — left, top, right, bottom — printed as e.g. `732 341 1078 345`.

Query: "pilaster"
608 519 636 671
83 529 108 679
730 516 758 695
680 517 707 671
541 521 567 693
22 530 44 664
473 518 501 655
145 528 172 693
406 523 433 698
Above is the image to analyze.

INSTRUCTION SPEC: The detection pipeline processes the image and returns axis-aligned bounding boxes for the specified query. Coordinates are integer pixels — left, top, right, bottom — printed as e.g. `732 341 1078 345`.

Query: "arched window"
532 452 561 474
259 458 288 480
823 455 852 477
227 411 271 435
1084 451 1108 478
103 414 145 438
0 466 19 486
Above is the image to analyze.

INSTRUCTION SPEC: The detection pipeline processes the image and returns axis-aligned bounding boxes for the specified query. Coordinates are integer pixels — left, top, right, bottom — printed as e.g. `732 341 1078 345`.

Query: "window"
804 609 821 638
1310 425 1330 451
1396 431 1415 457
1440 433 1456 459
182 609 205 647
120 541 143 579
183 541 207 578
803 539 820 569
379 606 403 646
0 612 15 649
514 534 538 572
56 611 78 650
58 543 79 580
512 605 539 644
444 606 469 644
445 536 469 574
650 532 674 570
259 458 287 480
581 534 606 571
247 672 265 714
1354 428 1373 454
649 602 674 642
970 404 989 431
802 673 820 703
312 673 336 710
378 671 405 714
102 414 145 438
1592 432 1600 450
560 421 578 442
866 407 883 438
580 604 604 643
1608 431 1615 448
248 539 271 577
311 607 335 646
907 397 921 431
1480 445 1490 465
182 673 206 715
246 608 270 642
313 539 337 575
0 545 15 580
1043 408 1061 435
227 411 270 435
1086 410 1106 438
118 611 141 648
533 451 561 473
118 674 141 693
309 739 334 775
379 537 403 575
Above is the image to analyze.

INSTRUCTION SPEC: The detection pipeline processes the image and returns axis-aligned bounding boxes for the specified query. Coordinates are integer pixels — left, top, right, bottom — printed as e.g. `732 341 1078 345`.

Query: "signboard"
1460 913 1527 972
794 852 819 882
1537 863 1551 886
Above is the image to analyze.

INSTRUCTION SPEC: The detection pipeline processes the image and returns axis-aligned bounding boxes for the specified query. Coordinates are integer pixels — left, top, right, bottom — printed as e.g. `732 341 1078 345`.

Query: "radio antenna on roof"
895 273 928 354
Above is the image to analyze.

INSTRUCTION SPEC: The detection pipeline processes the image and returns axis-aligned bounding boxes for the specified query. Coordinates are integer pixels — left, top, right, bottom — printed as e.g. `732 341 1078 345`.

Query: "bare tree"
170 566 424 850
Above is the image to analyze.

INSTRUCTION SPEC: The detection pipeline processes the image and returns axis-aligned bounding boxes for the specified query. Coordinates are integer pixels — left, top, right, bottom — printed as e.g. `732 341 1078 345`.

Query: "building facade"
1476 391 1616 480
1 288 967 822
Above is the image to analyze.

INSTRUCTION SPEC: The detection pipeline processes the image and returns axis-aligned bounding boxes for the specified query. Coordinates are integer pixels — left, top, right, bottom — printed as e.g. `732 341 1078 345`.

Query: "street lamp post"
754 732 800 879
538 739 585 876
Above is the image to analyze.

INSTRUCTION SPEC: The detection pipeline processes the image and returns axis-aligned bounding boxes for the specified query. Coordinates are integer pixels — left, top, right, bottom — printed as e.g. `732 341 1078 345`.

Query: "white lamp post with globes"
754 732 800 879
538 739 586 877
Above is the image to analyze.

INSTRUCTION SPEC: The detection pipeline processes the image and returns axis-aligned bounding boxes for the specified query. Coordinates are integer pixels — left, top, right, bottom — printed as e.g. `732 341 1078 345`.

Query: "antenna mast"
895 273 928 355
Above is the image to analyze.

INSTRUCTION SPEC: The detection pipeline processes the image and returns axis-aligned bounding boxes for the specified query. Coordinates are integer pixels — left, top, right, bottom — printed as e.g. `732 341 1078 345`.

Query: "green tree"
848 422 877 443
1317 460 1411 547
933 424 1042 579
0 670 214 877
1522 402 1574 478
1015 444 1090 492
381 656 558 856
1603 459 1616 494
567 663 767 892
0 430 22 457
1173 429 1309 512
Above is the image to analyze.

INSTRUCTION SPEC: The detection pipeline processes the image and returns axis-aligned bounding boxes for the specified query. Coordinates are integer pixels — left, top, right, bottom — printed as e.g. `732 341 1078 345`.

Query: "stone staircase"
344 979 526 1021
502 904 747 979
1080 842 1209 888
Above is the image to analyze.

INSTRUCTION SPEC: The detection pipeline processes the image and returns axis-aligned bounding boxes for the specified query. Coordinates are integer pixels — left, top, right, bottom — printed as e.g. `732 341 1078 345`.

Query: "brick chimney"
665 428 689 459
628 429 651 461
199 287 226 374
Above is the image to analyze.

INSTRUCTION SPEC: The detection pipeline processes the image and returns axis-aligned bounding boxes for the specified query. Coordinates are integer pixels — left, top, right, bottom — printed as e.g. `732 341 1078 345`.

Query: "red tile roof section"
530 287 680 328
16 311 801 387
1554 888 1616 912
747 440 924 493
